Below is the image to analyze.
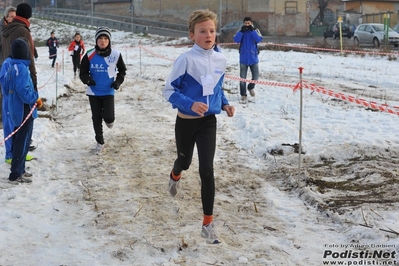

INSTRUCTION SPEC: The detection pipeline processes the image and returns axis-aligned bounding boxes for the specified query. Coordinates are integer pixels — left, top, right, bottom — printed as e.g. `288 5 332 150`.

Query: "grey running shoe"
168 177 180 197
240 96 247 104
95 143 104 155
249 89 255 97
9 176 32 184
105 122 114 129
201 222 221 244
23 171 33 178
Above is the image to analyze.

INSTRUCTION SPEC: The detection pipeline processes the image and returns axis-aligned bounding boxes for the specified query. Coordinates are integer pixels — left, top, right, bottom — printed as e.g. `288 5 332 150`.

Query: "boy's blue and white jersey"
163 44 229 117
85 48 120 96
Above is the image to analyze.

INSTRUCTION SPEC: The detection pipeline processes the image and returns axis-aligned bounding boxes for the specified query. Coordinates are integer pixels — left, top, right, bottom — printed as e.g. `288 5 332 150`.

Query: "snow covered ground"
0 18 398 265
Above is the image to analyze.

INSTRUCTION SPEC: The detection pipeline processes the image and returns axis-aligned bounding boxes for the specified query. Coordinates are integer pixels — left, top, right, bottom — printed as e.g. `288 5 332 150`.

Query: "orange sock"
171 171 181 181
203 215 213 225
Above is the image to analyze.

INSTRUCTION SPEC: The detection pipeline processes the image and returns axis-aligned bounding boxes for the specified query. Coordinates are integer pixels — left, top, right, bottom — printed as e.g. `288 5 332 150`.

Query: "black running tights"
173 114 217 216
88 95 115 145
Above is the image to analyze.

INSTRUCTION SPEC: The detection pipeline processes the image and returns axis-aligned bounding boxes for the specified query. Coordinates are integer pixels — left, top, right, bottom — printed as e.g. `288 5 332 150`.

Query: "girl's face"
97 36 109 49
189 19 216 50
75 35 81 41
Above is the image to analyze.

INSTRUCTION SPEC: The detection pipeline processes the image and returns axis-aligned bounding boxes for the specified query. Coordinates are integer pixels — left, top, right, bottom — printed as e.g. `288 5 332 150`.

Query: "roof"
341 0 399 2
95 0 130 3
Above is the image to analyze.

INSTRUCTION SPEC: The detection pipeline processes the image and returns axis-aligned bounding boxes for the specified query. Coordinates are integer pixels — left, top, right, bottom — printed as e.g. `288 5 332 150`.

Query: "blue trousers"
2 94 13 160
239 63 259 96
9 105 34 181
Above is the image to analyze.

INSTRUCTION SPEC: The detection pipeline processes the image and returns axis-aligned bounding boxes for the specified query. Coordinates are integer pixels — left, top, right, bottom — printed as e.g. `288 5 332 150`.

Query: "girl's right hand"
191 102 209 117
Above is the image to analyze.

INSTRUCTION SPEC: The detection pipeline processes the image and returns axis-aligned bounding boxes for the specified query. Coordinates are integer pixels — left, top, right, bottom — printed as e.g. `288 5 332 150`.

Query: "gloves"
36 98 43 109
241 25 254 32
111 81 120 90
87 78 96 86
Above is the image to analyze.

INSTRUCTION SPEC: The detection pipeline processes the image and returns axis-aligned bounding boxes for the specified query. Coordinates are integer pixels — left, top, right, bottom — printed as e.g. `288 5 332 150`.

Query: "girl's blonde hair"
188 9 218 34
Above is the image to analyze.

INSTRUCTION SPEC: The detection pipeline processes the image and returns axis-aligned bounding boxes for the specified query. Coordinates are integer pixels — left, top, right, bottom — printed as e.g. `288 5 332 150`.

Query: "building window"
285 1 298 15
324 9 335 24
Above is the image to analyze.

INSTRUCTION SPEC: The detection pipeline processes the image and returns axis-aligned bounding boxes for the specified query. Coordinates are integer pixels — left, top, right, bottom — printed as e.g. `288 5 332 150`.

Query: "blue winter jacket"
0 57 11 93
233 28 263 65
163 44 229 117
1 58 38 127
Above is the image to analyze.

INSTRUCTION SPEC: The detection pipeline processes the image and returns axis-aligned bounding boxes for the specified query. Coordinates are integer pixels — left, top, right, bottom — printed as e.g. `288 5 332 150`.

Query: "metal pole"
298 67 304 176
91 0 93 28
337 16 343 54
56 63 58 112
219 0 222 33
139 40 142 75
131 0 134 33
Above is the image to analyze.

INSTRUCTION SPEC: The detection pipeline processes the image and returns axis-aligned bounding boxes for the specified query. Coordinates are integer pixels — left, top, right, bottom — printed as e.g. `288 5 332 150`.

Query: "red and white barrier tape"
0 103 38 146
140 45 399 116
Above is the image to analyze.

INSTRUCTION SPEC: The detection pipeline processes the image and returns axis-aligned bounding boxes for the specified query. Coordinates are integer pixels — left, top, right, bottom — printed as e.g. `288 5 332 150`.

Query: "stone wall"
94 0 312 36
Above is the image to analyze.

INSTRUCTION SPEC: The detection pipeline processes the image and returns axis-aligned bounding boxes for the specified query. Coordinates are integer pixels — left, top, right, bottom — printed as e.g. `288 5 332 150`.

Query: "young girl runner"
68 32 85 77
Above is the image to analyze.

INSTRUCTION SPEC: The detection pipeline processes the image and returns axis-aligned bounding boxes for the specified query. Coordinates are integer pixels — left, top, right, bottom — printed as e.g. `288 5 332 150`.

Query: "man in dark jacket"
0 6 16 125
2 3 37 89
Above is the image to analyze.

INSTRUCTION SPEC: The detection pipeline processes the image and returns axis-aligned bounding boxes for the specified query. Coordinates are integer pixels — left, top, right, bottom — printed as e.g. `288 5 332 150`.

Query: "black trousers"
72 55 80 73
173 114 217 216
50 55 57 67
88 95 114 145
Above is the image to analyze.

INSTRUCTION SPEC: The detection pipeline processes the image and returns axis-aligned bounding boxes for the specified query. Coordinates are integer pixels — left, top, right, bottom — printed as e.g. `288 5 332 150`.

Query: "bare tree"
318 0 329 24
312 0 329 25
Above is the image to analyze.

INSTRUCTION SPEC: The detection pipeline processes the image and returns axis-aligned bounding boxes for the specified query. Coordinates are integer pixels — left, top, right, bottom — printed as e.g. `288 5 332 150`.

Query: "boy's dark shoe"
8 176 32 184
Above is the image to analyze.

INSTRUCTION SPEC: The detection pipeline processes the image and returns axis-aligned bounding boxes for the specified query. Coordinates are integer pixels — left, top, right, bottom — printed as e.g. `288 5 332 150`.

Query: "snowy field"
0 19 398 265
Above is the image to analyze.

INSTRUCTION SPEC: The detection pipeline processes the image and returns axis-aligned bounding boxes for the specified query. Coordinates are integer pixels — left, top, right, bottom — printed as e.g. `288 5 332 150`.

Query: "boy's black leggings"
88 95 114 145
173 114 217 216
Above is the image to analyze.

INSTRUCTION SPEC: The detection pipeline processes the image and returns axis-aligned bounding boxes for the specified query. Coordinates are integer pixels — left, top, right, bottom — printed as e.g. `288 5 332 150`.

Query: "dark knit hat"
95 27 111 42
16 3 32 19
11 38 29 60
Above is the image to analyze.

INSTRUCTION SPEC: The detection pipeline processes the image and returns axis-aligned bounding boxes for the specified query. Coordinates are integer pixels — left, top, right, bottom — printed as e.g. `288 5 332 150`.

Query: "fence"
35 8 187 38
361 11 399 27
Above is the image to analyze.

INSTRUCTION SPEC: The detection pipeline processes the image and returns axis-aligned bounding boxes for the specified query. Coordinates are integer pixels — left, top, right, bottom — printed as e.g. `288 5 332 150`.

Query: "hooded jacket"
1 57 38 126
233 27 263 65
2 16 37 87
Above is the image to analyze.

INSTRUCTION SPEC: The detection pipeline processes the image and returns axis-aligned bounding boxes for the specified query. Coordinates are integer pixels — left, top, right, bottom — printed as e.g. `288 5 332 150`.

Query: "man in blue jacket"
233 17 262 103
